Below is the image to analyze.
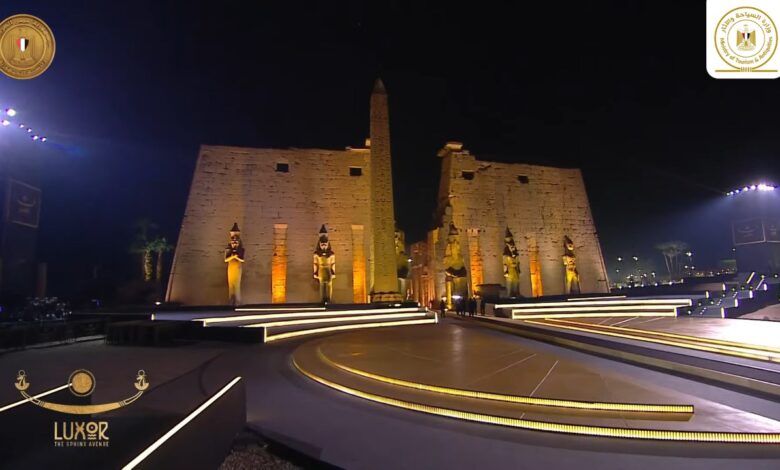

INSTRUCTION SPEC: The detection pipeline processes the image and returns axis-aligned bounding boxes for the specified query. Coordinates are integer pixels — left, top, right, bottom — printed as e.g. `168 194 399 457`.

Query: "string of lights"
726 183 777 196
0 107 48 143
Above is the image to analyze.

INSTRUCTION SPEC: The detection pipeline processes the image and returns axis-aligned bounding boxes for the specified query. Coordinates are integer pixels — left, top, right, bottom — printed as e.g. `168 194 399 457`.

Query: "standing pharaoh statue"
562 235 581 295
224 223 245 306
443 222 468 309
503 228 521 297
313 225 336 303
395 227 411 299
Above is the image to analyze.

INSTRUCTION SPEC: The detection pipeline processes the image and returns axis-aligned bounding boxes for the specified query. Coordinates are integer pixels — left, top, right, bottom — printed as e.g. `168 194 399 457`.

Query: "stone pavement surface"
292 324 780 432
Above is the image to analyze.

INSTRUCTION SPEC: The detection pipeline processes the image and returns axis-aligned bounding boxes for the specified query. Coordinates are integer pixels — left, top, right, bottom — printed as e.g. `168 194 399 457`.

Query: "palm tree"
656 241 689 281
150 237 173 282
130 219 158 282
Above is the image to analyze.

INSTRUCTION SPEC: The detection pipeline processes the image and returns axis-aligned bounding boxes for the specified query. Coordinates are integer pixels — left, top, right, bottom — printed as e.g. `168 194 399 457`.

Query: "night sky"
1 1 779 296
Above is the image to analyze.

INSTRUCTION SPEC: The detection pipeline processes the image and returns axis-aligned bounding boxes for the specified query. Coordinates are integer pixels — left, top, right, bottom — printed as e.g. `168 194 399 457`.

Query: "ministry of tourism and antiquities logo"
0 14 56 80
15 369 149 447
708 1 779 78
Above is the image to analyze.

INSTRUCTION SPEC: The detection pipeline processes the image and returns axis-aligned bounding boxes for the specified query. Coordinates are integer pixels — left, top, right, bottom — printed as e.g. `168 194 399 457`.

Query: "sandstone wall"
430 147 609 298
167 145 372 305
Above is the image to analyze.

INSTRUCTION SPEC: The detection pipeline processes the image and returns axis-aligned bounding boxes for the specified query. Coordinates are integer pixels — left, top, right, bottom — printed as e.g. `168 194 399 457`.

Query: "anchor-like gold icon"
15 369 150 415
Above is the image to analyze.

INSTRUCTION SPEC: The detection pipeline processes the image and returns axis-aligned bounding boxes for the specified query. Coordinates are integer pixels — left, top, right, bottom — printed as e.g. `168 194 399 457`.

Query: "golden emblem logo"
15 369 149 414
709 4 778 76
0 14 56 80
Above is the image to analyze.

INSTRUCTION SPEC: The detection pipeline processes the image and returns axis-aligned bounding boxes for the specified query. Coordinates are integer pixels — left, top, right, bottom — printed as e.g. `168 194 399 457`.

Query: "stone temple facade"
167 80 400 305
413 142 609 307
167 82 609 306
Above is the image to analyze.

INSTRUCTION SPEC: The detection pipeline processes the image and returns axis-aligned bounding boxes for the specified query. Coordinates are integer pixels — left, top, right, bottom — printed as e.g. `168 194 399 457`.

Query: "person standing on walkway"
480 297 486 316
439 298 447 319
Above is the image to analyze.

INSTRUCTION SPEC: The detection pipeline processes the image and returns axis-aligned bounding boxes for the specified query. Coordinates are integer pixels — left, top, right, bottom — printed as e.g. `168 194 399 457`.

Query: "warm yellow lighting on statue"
467 228 483 296
562 235 581 294
225 223 245 306
313 225 335 303
503 228 520 297
443 222 467 308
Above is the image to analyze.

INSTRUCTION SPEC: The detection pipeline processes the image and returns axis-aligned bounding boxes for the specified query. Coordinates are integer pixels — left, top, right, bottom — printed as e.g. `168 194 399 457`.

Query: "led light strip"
122 376 242 470
242 311 427 328
0 383 69 413
512 311 677 320
293 359 780 443
498 299 692 309
511 305 682 313
265 318 437 343
547 318 780 354
196 307 420 326
524 320 780 363
235 306 326 312
316 349 693 414
567 296 627 301
543 319 780 359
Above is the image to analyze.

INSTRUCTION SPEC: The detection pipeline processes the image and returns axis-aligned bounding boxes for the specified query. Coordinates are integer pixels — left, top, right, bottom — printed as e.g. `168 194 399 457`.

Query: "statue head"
395 227 406 254
504 227 518 257
564 235 576 256
228 223 242 249
315 224 334 256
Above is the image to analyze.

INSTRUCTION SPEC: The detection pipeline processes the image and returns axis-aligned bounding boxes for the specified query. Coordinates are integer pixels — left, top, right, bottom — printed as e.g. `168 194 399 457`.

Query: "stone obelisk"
369 78 403 302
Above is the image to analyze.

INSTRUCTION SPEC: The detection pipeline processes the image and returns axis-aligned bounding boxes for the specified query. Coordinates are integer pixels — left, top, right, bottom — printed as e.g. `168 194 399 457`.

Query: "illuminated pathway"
500 315 780 365
3 319 780 467
229 321 780 468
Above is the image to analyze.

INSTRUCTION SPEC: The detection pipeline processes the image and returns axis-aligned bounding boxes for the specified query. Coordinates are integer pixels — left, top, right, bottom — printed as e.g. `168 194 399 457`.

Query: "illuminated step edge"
512 311 677 320
195 307 421 326
122 376 243 470
499 299 693 309
524 320 780 363
264 317 437 343
316 349 693 414
235 307 326 312
567 296 627 301
547 318 780 355
241 312 427 328
0 383 70 413
293 359 780 443
550 319 780 353
510 305 682 313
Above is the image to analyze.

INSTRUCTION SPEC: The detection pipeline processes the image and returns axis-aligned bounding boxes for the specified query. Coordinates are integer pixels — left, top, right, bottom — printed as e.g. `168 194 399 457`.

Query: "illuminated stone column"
271 224 287 303
351 225 367 303
467 228 483 295
528 235 543 297
368 78 402 302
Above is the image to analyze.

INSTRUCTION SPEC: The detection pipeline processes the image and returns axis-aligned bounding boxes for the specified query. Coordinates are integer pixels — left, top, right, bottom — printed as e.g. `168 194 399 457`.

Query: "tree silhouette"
656 241 689 281
129 219 158 282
